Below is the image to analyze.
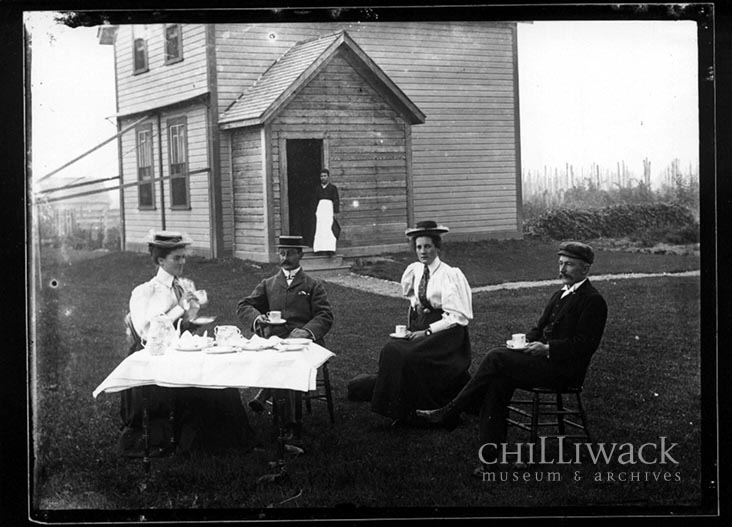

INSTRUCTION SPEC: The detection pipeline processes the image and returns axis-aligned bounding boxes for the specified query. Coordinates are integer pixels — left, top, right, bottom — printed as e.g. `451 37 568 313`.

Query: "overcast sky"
26 13 699 194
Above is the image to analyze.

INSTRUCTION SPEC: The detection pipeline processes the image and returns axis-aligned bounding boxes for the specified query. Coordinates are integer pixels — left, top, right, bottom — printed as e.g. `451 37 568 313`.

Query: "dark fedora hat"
557 241 595 264
145 229 192 248
276 235 308 249
405 220 450 237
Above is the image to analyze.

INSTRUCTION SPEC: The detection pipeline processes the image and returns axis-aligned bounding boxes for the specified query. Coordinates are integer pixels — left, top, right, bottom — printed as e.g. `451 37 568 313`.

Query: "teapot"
145 315 177 355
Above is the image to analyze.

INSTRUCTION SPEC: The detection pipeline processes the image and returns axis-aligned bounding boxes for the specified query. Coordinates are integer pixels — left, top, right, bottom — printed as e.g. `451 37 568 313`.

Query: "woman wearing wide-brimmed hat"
118 230 254 457
370 221 473 427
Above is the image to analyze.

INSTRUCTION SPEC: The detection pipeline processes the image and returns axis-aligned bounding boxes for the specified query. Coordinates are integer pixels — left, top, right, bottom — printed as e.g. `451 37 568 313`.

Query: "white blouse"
129 267 197 341
401 256 473 334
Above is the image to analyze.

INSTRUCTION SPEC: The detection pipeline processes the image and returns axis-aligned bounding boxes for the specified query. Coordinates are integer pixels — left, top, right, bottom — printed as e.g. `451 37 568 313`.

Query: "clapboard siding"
113 21 520 257
269 52 409 248
214 21 519 238
230 127 267 254
115 25 209 116
118 106 212 255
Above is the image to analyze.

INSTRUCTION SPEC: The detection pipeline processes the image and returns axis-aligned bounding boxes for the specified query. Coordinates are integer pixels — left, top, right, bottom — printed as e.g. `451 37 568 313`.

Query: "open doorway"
286 139 322 246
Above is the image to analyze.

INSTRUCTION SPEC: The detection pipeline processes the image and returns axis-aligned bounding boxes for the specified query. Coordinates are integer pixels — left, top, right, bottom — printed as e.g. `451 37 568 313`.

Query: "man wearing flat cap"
417 241 608 477
237 235 334 417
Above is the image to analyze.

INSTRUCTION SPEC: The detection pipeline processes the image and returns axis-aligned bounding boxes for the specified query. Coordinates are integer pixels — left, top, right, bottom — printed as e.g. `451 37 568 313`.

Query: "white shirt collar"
425 256 441 274
283 267 301 279
155 266 177 287
562 278 587 294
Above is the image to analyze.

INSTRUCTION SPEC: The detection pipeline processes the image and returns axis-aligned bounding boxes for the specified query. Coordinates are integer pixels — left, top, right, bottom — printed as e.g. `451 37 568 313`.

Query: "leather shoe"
415 403 456 425
248 398 266 414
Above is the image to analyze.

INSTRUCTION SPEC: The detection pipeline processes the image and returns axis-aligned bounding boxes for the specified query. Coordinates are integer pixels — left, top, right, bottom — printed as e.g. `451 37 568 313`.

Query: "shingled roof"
219 30 425 129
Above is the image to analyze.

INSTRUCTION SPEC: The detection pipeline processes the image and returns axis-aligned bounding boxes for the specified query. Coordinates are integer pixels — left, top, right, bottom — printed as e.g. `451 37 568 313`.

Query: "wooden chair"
254 320 335 424
124 312 143 355
123 313 175 472
507 386 592 443
303 360 335 424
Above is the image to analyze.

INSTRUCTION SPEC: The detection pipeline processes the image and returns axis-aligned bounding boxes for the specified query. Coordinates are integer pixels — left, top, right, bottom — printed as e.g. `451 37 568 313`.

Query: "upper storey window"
132 25 149 74
164 24 183 64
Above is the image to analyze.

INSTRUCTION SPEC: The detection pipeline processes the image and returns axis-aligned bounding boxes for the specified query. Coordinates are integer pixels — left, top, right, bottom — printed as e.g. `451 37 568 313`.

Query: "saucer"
265 319 287 325
390 333 409 339
278 344 305 352
176 343 204 351
204 346 239 354
506 340 528 349
190 316 216 325
281 338 311 346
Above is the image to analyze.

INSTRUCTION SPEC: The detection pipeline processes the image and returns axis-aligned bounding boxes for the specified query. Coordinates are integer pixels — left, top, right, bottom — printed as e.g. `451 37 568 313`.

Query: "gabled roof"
219 30 425 129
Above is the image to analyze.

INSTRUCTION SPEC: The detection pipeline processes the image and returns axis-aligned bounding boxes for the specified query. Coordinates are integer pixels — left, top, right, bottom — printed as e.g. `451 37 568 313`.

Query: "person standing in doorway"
312 168 340 255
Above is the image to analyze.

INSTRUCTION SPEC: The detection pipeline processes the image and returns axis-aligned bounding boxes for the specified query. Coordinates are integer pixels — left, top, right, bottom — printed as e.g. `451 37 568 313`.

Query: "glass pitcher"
145 315 176 356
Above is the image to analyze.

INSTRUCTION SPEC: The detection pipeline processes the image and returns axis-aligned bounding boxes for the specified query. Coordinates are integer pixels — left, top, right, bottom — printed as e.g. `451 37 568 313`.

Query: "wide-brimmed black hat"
146 230 193 248
405 220 450 237
276 235 308 249
557 241 595 264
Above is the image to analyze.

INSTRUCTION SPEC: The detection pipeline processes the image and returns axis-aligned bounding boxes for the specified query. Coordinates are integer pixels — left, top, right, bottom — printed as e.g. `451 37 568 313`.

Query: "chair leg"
323 363 335 424
305 392 313 415
556 393 566 435
530 390 540 443
142 386 150 474
575 392 592 442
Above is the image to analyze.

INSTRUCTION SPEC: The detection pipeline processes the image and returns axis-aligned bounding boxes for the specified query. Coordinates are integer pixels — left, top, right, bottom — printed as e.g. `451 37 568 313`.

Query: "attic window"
133 37 148 74
165 24 183 65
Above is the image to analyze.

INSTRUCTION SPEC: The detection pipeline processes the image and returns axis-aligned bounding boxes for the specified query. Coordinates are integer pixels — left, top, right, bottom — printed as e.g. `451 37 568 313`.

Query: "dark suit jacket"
526 279 608 385
236 269 334 345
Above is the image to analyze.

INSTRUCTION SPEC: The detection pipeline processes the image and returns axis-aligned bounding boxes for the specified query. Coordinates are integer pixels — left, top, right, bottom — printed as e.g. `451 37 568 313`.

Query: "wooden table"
94 343 334 480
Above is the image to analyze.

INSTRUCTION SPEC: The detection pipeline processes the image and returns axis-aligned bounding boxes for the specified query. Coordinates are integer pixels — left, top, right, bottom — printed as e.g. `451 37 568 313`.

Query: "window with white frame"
168 117 189 208
136 124 155 209
164 24 183 64
133 25 149 74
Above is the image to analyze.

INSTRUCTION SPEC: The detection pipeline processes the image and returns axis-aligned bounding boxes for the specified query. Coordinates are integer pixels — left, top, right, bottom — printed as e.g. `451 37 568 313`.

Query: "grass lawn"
30 242 705 518
351 237 700 284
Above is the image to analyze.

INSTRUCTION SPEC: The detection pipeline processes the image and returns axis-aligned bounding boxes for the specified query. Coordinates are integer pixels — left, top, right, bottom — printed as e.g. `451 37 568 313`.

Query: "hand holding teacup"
511 333 526 347
266 311 282 323
194 289 208 306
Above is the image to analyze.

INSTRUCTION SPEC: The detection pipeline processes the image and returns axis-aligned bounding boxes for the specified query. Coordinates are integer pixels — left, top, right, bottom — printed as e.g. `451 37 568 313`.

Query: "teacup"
214 325 242 346
511 333 527 347
267 311 283 322
194 289 209 305
395 325 408 337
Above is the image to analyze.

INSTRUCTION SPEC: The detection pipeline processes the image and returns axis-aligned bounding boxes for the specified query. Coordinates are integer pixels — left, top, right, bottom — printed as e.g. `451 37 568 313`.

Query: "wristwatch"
425 328 433 336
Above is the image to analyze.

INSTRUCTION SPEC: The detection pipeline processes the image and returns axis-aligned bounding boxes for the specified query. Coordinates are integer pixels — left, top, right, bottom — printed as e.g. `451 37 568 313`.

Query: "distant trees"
522 157 698 218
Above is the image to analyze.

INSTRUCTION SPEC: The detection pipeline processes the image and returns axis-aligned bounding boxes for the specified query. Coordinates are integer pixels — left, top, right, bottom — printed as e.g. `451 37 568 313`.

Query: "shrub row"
523 203 697 241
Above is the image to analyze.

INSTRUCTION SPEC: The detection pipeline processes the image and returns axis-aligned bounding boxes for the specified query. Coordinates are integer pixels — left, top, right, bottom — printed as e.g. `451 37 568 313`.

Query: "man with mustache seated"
416 241 608 478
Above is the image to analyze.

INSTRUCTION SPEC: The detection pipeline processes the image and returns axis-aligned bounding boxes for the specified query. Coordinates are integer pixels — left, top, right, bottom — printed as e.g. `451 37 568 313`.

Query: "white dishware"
511 333 527 347
214 325 242 347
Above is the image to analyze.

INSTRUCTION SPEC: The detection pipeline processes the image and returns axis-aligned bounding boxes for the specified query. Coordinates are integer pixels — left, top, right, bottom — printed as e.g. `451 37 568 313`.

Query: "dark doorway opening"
286 139 322 246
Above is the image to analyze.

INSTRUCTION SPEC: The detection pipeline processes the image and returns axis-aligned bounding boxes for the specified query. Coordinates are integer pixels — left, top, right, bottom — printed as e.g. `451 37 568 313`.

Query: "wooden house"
99 22 522 261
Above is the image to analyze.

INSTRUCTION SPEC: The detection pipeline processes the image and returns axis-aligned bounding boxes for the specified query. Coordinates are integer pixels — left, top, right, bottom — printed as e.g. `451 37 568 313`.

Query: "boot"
415 401 458 426
248 388 270 414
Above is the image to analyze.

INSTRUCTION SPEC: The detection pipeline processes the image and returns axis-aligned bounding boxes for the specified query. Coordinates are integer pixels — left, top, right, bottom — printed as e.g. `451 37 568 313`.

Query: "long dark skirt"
370 309 471 420
118 342 254 457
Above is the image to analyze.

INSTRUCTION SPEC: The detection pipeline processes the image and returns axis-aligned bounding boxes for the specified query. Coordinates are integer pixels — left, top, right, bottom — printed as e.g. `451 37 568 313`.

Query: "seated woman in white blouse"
119 230 253 458
370 221 473 427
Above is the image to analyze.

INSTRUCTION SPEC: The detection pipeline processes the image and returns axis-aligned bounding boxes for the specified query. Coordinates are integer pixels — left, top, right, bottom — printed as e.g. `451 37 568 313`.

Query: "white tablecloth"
93 344 335 398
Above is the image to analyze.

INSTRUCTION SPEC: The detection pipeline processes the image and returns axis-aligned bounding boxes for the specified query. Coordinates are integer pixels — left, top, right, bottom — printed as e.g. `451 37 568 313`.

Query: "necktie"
418 264 430 308
172 277 184 302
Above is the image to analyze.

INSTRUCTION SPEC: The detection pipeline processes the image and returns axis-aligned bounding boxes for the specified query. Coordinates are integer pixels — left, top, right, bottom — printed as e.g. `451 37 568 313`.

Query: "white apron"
313 199 337 252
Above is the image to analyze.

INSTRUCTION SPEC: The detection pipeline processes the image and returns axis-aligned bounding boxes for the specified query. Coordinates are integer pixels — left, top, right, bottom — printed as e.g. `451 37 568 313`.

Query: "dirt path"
322 270 700 298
